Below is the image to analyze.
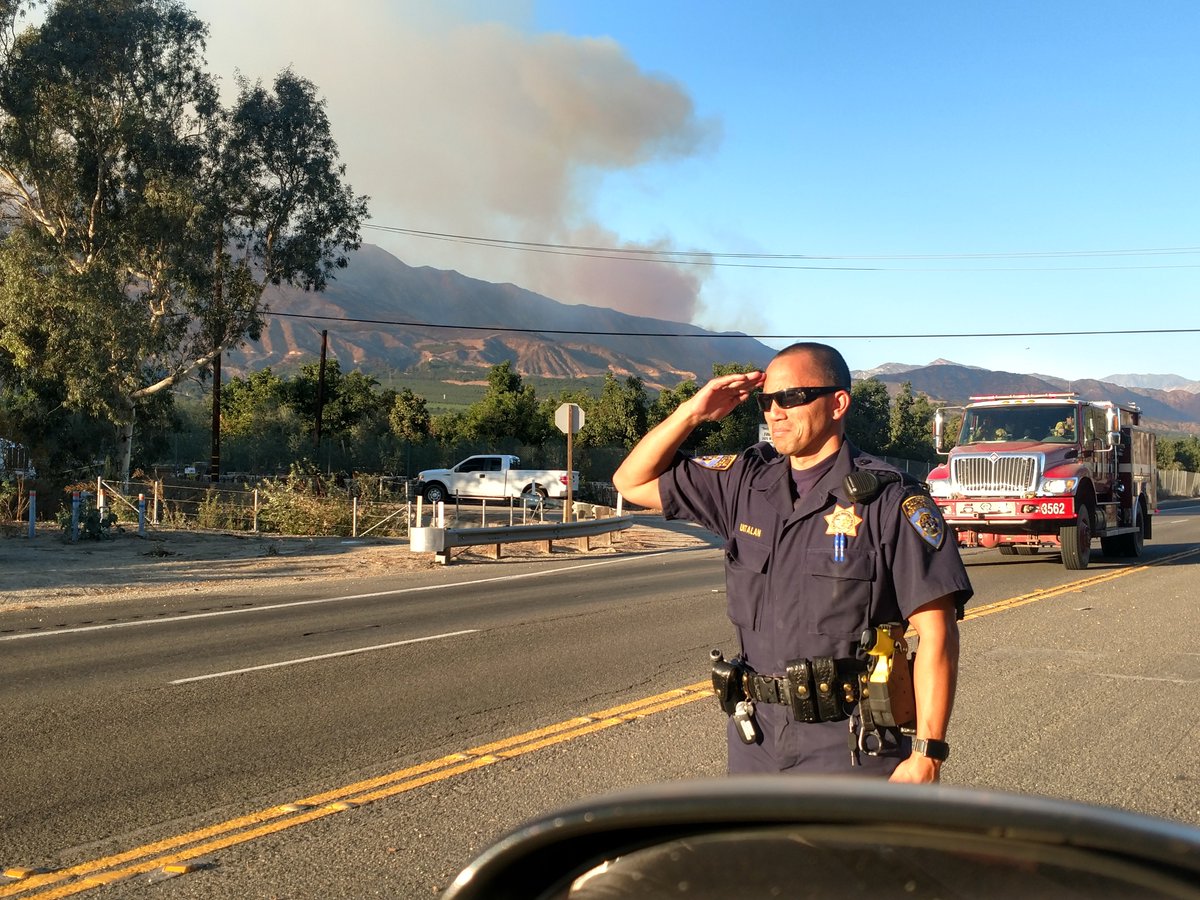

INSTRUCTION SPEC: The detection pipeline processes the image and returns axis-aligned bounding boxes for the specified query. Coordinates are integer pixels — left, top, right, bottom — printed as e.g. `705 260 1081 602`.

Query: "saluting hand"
687 371 765 423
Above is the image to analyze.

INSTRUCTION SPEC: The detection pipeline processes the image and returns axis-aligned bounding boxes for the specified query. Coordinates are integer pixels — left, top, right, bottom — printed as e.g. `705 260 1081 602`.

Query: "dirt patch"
0 517 715 611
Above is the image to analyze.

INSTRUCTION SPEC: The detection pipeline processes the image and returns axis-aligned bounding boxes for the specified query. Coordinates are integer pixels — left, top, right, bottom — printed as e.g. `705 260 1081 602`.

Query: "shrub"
257 462 354 536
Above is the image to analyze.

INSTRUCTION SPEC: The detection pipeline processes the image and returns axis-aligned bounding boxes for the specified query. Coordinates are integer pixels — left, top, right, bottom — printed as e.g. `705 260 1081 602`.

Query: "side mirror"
443 779 1200 900
933 410 945 453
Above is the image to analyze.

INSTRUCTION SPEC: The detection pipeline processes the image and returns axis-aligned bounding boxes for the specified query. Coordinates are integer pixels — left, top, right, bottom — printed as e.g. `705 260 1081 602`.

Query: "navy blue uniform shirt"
660 441 973 775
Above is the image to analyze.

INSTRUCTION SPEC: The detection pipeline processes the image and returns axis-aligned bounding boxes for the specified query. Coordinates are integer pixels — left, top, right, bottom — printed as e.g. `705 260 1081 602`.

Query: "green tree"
463 361 548 446
846 379 891 454
0 0 219 479
220 367 305 472
0 1 367 482
886 382 936 461
1174 436 1200 471
579 373 648 449
648 379 696 428
287 361 392 457
431 409 471 447
222 369 289 439
387 387 431 476
1156 437 1179 470
389 388 432 444
933 408 963 453
697 362 761 453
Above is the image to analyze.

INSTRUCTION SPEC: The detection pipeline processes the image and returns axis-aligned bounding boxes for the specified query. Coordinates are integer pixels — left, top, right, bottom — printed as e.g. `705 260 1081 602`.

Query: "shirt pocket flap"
726 537 770 573
800 548 875 581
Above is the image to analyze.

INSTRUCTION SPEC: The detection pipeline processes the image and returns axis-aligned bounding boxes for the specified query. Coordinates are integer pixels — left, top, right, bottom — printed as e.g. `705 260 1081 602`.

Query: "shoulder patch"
901 493 946 550
690 454 737 471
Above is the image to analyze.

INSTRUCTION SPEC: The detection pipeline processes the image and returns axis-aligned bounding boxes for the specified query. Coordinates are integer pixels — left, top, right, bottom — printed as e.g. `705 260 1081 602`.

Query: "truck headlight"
927 480 952 499
1041 478 1076 495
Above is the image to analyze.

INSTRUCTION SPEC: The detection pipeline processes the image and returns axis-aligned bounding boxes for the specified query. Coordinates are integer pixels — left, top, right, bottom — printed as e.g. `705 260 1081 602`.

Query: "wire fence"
41 475 610 539
3 464 1196 540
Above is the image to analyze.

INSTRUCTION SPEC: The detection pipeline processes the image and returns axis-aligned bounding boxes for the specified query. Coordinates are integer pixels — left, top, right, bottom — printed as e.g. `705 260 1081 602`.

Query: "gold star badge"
824 503 862 537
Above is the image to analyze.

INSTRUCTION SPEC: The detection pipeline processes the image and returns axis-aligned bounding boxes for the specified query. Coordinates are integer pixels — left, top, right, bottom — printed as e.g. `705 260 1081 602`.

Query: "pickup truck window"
458 458 502 473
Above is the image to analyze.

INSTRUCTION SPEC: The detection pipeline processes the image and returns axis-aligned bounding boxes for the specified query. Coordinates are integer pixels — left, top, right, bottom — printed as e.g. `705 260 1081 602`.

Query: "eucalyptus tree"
0 0 367 482
0 0 217 478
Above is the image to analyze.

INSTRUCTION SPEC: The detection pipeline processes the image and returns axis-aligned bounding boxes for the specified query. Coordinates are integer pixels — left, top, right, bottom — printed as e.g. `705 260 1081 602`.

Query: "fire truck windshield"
959 406 1077 445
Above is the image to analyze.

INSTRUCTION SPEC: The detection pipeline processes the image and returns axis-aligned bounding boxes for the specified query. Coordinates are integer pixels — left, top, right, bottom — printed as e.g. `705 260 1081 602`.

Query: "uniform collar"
750 440 856 518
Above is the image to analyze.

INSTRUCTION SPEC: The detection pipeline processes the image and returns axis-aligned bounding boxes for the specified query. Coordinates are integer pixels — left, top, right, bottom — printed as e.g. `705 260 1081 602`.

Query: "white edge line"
0 549 692 642
169 630 478 684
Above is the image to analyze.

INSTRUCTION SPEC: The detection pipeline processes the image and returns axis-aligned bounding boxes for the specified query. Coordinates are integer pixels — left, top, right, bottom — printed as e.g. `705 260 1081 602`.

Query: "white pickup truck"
416 454 580 504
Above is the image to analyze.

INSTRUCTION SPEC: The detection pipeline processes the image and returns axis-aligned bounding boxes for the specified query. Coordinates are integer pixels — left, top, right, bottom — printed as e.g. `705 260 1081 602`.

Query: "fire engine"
926 393 1156 570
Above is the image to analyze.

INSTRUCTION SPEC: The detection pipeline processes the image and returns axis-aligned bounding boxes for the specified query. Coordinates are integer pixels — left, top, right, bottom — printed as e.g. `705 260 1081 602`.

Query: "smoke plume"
191 0 719 324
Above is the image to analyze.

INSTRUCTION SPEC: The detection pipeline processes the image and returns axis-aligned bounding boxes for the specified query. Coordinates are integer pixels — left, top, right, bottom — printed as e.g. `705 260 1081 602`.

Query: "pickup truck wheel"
1060 503 1092 570
519 485 548 510
423 482 448 504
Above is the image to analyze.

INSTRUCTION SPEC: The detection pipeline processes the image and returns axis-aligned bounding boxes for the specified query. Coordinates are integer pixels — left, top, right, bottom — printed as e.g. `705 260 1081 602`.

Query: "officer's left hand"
888 753 941 784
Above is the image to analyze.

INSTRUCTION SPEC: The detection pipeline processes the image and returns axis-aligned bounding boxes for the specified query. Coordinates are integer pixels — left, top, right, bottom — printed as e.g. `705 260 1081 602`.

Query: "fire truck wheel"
1060 503 1092 570
1106 513 1145 558
998 545 1017 556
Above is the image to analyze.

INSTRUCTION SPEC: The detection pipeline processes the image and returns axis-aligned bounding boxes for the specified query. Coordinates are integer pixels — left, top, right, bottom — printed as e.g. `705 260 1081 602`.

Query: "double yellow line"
6 547 1197 897
961 546 1200 622
1 685 713 899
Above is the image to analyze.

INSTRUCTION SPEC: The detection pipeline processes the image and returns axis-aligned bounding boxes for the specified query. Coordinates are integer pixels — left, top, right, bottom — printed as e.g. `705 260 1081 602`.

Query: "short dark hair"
772 342 852 390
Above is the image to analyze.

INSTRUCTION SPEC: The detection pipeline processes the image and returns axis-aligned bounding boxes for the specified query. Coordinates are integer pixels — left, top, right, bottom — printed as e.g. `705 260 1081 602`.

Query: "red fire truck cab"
926 393 1156 570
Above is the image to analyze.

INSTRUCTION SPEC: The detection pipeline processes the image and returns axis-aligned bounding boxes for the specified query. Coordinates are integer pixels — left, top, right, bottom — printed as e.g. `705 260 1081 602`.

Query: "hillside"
231 244 775 389
861 363 1200 434
226 244 1200 433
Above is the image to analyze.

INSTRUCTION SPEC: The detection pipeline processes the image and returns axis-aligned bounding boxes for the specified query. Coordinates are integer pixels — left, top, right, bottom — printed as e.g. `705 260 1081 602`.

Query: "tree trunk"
210 350 221 483
117 401 136 488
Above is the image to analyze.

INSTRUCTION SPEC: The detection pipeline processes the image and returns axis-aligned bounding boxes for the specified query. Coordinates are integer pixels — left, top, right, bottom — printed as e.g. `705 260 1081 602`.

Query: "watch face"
916 739 950 760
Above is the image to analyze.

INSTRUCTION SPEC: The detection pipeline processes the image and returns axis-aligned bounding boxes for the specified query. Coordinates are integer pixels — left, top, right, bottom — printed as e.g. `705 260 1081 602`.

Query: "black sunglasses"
755 385 843 412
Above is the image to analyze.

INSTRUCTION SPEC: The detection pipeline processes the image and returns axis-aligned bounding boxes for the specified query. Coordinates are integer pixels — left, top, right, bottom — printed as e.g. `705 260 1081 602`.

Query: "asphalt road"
1 505 1198 898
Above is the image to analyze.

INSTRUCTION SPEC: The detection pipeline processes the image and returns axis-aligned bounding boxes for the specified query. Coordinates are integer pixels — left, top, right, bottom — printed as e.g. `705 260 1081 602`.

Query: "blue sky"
188 1 1200 382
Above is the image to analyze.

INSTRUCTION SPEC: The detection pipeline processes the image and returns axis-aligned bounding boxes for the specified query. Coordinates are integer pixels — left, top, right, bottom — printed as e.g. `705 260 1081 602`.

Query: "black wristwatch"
912 738 950 761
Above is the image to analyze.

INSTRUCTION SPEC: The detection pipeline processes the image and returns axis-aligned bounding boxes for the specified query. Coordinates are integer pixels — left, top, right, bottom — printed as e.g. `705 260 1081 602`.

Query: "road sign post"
554 403 585 523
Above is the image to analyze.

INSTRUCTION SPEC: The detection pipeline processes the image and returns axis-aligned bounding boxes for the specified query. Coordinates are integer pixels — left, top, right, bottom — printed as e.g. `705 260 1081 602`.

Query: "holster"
710 653 745 716
861 650 917 731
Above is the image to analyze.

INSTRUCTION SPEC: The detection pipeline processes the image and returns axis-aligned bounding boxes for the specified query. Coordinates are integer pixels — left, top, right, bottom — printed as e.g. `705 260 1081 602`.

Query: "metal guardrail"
410 515 634 565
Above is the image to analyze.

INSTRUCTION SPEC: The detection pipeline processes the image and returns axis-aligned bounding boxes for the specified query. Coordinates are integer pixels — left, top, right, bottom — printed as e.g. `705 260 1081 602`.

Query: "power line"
364 224 1200 272
269 311 1200 341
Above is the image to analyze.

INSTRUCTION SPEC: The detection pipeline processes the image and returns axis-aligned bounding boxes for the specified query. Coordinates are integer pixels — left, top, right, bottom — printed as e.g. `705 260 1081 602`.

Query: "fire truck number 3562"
1039 501 1067 515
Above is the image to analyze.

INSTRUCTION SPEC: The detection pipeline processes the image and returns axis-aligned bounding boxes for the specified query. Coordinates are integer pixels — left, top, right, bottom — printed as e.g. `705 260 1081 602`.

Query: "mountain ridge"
230 244 1200 433
238 244 775 390
857 363 1200 435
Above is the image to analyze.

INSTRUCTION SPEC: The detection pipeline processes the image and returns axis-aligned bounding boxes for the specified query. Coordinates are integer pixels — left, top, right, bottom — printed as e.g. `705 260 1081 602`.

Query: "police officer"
613 342 973 782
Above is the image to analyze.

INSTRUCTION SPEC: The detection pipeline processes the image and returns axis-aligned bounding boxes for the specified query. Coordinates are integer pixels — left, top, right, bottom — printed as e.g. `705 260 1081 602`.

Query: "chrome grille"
951 454 1039 495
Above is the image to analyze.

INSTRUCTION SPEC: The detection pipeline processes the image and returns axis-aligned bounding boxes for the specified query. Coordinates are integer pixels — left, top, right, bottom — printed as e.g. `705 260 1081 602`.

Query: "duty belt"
717 654 866 724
